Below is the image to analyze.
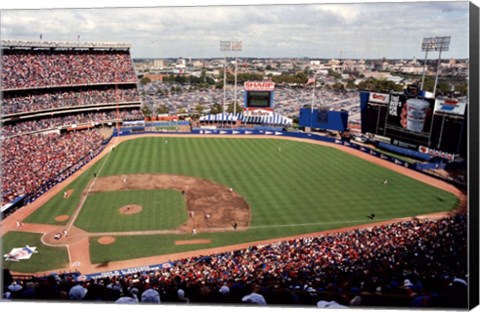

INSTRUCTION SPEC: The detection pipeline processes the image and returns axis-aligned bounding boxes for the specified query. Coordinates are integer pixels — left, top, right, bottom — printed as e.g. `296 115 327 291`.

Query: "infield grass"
75 189 187 232
9 136 459 267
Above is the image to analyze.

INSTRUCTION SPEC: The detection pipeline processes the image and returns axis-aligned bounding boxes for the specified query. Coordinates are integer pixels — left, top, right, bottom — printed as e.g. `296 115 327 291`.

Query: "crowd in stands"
1 129 105 205
2 109 144 137
2 50 137 90
2 215 468 308
3 87 140 115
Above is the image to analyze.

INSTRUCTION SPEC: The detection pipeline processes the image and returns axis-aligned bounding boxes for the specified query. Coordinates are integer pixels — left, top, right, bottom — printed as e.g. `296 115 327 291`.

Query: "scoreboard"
244 81 275 110
359 90 467 160
246 91 272 108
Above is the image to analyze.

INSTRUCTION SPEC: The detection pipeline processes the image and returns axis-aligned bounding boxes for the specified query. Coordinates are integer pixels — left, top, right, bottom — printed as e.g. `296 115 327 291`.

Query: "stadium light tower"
220 41 231 126
420 36 450 96
230 40 242 124
420 37 436 90
432 36 450 97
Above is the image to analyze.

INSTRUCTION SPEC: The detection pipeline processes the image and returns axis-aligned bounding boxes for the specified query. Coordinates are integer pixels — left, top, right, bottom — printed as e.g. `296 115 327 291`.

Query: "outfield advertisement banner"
84 262 174 281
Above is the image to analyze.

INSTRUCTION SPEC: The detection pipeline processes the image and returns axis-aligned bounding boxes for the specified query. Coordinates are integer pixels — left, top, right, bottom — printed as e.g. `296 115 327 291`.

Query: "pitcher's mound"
98 236 115 245
55 215 70 222
119 205 142 215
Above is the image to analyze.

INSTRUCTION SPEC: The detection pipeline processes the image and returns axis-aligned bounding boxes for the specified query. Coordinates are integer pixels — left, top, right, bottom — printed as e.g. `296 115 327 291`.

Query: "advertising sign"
434 98 467 116
244 81 275 91
368 92 390 105
387 94 435 134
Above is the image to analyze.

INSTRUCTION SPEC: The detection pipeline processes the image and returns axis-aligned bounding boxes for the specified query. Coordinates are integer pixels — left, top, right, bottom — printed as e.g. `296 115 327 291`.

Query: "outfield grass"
75 189 187 232
9 137 459 267
1 232 69 273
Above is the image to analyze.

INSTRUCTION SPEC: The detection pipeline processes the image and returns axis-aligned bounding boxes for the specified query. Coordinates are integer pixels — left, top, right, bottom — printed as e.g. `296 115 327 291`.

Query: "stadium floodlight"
231 41 242 124
420 37 436 90
219 40 242 126
220 41 231 126
420 36 450 96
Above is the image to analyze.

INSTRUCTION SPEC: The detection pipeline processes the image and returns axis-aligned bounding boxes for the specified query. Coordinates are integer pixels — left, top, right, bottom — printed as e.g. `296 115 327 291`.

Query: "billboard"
368 92 390 105
386 94 435 134
384 94 436 147
434 98 467 116
363 92 389 134
244 81 275 91
360 90 467 158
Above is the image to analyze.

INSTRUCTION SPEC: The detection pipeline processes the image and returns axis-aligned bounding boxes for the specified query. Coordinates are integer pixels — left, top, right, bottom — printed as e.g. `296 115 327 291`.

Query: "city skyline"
0 1 473 60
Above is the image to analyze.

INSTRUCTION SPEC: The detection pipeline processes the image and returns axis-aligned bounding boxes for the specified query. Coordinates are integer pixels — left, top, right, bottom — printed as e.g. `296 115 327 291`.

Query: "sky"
0 0 475 60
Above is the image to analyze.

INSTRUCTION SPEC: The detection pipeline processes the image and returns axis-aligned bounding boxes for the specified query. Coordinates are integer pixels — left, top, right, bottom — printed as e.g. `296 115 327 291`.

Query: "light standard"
220 40 242 127
230 41 242 126
220 41 230 127
432 36 450 97
420 36 450 96
420 37 435 90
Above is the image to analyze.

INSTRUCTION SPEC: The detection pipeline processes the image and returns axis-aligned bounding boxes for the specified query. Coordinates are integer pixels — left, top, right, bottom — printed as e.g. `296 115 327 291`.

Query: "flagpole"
310 72 316 130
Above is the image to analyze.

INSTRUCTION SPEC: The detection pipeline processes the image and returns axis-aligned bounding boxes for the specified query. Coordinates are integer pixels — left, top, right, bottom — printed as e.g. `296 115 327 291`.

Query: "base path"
0 133 467 276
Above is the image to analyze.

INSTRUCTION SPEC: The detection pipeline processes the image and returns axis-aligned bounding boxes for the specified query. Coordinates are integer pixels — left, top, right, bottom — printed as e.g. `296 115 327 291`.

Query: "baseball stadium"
0 40 471 308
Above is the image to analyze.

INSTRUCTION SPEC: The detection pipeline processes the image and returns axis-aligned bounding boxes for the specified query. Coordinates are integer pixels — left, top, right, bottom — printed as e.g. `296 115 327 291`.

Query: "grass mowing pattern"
74 189 187 232
87 137 457 263
1 232 69 273
102 138 456 226
11 137 459 266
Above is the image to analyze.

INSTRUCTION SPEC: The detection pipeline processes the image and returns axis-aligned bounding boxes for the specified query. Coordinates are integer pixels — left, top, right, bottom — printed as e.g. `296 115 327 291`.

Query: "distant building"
153 59 164 69
144 74 164 82
328 59 340 66
400 66 424 75
192 60 204 68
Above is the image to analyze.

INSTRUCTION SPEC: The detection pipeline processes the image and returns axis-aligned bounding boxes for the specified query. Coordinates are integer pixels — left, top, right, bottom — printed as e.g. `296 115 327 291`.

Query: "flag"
305 76 316 86
39 34 43 40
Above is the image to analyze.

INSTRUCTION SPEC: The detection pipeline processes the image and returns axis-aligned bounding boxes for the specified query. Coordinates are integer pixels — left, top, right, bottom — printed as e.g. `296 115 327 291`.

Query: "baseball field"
1 135 461 274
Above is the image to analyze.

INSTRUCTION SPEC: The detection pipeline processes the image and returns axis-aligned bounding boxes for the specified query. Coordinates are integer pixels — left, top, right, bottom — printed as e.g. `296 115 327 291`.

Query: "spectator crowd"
1 129 105 205
2 215 468 308
1 44 145 207
2 50 137 90
2 109 144 137
3 86 140 115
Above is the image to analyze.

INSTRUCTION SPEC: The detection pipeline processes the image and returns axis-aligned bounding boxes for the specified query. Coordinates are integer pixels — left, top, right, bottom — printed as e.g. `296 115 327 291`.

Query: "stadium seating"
3 215 468 308
2 86 140 115
1 130 104 205
1 41 142 207
2 50 137 90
